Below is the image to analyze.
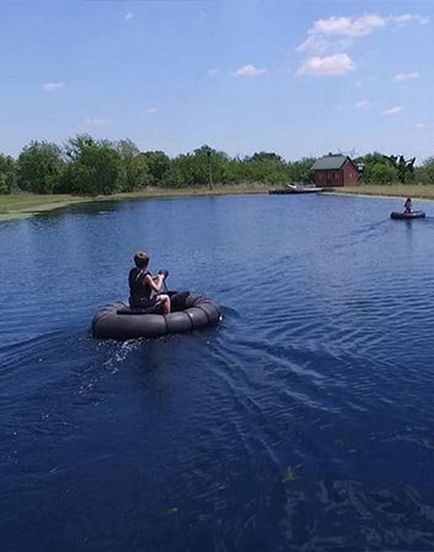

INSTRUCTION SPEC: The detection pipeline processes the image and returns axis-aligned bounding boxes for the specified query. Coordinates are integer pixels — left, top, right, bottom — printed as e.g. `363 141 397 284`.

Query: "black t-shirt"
129 268 152 306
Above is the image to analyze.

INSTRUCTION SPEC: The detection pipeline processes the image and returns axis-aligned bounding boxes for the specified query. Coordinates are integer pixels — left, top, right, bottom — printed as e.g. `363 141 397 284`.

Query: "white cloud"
42 82 64 92
297 13 430 53
207 69 220 77
81 116 108 127
415 123 426 128
297 14 385 53
234 64 266 78
394 71 420 82
144 108 157 115
355 100 371 109
297 53 355 76
124 12 134 23
390 14 430 26
383 106 403 116
297 35 347 55
314 14 385 37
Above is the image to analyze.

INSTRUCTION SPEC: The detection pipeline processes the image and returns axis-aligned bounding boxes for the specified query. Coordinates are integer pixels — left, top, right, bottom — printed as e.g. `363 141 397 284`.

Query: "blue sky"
0 0 433 162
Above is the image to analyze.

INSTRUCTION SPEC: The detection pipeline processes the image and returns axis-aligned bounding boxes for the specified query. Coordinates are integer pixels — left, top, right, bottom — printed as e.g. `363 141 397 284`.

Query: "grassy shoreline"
322 185 434 201
1 184 434 221
0 184 270 221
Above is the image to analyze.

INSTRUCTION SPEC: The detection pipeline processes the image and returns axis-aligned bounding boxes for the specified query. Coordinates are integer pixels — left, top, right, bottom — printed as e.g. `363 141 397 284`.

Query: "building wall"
314 161 359 187
314 170 340 187
341 160 359 186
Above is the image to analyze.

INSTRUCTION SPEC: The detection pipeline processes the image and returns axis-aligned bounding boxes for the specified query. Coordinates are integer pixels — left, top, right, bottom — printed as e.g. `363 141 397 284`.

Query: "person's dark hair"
134 251 150 268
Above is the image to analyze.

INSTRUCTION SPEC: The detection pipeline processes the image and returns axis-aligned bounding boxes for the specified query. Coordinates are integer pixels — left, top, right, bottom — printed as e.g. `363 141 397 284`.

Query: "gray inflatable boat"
390 210 426 220
92 292 221 340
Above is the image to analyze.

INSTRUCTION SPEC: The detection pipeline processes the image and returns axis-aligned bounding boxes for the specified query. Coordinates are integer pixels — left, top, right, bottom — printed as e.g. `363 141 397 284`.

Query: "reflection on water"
1 194 434 551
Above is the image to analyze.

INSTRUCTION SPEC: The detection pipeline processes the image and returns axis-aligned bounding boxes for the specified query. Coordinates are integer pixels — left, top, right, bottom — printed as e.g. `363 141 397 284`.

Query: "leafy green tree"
356 152 387 184
357 152 415 184
249 152 284 164
192 145 227 187
288 158 316 183
356 151 387 166
116 139 151 191
417 157 434 185
167 146 228 187
197 144 214 189
17 141 64 194
364 162 399 185
124 155 152 191
243 151 290 184
116 138 140 159
61 134 126 195
0 153 17 194
167 154 197 187
9 138 425 193
140 151 171 186
222 157 250 184
386 155 416 183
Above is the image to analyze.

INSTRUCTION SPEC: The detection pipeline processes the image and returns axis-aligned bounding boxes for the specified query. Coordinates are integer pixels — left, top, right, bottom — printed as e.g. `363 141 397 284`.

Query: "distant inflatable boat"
390 211 426 220
92 292 221 340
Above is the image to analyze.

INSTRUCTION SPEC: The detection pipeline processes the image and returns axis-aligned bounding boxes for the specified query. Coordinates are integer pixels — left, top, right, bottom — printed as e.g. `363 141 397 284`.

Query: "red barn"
311 155 359 187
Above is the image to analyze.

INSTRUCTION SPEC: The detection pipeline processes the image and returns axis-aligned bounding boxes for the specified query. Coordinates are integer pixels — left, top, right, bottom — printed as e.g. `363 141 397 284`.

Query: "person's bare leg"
160 294 171 315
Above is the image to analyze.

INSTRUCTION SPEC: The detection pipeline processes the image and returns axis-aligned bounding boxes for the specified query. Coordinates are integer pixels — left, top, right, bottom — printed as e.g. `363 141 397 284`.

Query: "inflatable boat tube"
390 211 426 220
92 292 221 340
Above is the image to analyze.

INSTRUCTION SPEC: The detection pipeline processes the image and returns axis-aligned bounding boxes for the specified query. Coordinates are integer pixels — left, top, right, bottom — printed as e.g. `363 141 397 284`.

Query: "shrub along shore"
0 135 433 196
1 134 433 220
2 184 434 222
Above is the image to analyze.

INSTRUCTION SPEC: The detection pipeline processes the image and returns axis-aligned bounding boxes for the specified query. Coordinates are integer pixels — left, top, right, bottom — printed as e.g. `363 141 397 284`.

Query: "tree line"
0 135 433 195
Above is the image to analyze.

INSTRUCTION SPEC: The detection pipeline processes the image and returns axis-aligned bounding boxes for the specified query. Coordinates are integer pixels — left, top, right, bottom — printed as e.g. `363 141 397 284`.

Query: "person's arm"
144 274 164 292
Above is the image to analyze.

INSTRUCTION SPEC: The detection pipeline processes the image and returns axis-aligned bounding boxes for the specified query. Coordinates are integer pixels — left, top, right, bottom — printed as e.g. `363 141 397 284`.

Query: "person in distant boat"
404 198 412 214
129 251 171 314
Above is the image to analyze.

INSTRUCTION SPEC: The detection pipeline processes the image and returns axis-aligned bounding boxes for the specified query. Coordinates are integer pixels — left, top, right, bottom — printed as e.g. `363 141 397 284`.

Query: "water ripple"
2 195 434 551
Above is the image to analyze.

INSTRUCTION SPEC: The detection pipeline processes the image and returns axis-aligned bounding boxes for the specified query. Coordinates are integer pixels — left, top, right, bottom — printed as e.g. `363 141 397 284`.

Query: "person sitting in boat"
404 198 412 214
129 251 171 314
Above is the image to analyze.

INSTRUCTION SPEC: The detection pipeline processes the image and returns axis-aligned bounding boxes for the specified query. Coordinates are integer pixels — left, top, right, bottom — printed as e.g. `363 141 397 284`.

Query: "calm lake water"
2 193 434 551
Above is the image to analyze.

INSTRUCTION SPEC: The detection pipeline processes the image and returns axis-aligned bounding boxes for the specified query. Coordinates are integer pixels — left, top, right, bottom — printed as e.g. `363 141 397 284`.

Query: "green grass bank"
2 184 434 222
0 184 270 221
323 185 434 201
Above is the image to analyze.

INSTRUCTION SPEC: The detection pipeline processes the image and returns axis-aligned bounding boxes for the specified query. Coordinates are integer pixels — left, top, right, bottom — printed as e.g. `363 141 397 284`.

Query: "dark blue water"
2 194 434 551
